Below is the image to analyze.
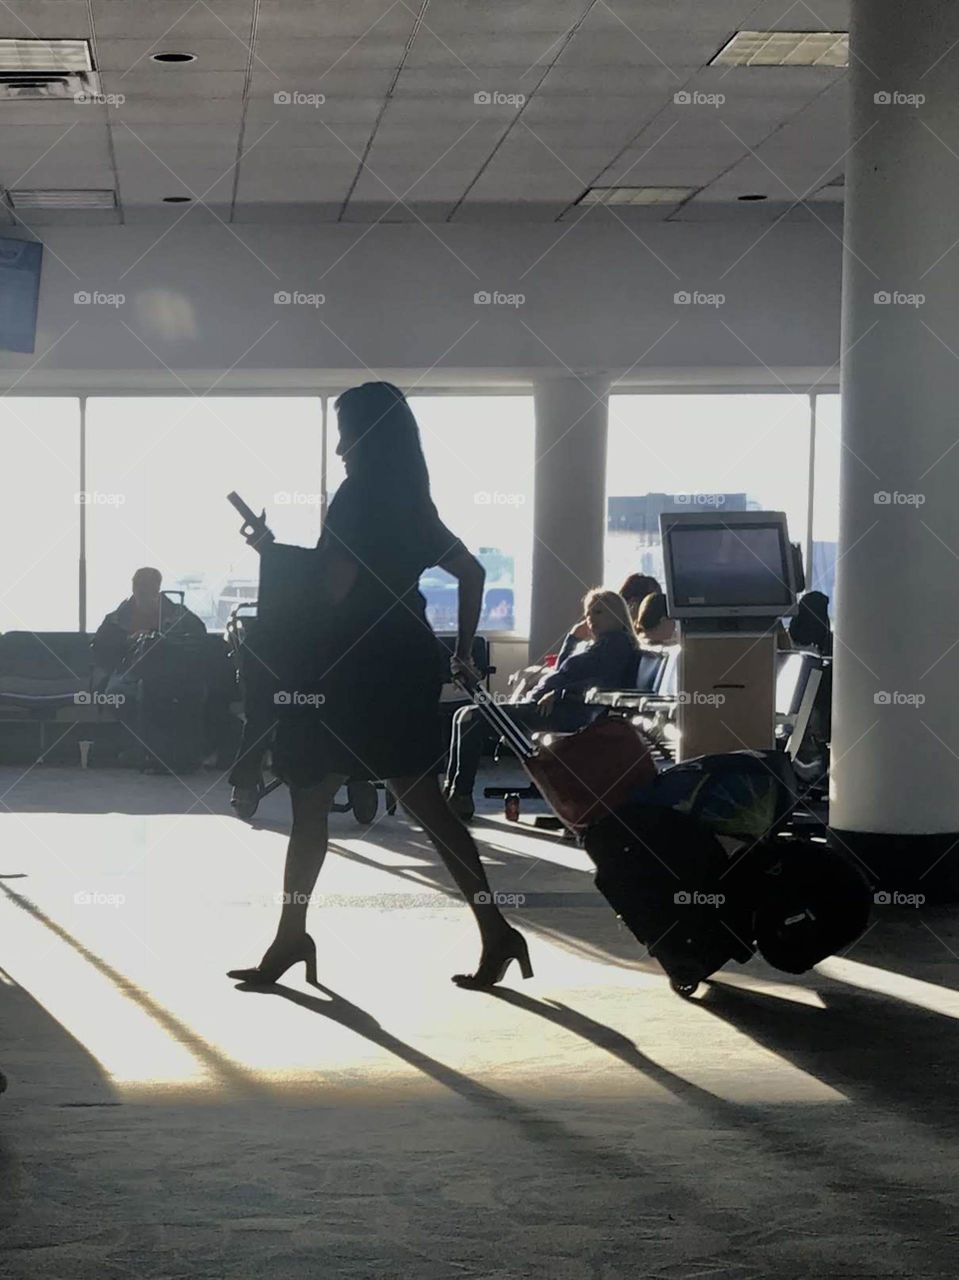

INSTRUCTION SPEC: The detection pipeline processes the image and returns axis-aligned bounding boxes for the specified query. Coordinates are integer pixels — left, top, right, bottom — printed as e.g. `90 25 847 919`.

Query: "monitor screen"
668 522 792 610
0 237 42 354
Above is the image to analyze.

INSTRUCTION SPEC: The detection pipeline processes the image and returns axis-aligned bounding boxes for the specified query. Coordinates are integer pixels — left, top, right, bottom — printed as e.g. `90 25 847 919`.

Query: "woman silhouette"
229 382 531 989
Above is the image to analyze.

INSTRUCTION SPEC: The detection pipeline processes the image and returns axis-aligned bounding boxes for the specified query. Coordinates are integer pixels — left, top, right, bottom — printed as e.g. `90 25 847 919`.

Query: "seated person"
635 591 677 647
789 590 832 655
510 575 661 698
620 573 661 624
445 589 640 819
92 566 209 771
92 566 205 680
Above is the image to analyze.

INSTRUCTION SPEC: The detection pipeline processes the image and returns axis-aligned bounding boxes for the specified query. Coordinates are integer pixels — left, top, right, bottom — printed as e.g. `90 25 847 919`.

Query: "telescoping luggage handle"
451 671 536 762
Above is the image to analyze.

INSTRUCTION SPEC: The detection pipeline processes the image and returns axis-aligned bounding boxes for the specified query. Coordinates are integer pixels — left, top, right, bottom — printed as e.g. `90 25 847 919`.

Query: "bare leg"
275 774 346 939
388 773 533 986
228 773 345 981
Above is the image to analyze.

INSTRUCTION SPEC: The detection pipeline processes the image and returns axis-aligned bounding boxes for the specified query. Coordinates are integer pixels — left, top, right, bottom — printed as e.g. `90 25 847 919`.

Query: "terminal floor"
1 765 959 1279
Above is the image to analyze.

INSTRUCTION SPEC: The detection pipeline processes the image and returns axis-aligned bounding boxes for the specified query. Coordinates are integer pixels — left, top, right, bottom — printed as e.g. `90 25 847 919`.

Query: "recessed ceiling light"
580 186 694 207
8 188 116 210
712 31 848 68
162 196 192 203
151 52 196 64
738 193 768 202
0 38 92 72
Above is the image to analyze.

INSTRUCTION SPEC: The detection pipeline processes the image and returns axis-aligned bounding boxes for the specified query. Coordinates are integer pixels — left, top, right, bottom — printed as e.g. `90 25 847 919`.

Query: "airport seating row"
0 627 495 766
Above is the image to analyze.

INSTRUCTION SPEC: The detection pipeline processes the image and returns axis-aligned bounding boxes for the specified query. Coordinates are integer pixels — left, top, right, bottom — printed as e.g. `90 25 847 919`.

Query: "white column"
833 0 959 862
529 375 609 662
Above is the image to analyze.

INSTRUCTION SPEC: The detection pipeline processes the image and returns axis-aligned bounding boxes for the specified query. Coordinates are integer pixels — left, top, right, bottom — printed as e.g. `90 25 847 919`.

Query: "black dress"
272 476 465 787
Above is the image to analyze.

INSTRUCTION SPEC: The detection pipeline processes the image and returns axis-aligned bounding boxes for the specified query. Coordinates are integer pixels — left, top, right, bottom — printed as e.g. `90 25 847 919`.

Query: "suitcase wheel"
348 780 379 825
670 979 700 999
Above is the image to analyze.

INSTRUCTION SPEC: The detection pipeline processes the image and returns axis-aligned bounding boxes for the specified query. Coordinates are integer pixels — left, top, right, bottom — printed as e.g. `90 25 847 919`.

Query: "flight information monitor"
661 511 798 619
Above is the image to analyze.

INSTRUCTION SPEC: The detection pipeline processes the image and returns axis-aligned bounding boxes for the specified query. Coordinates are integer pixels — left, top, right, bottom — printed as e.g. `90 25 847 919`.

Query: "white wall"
1 214 843 390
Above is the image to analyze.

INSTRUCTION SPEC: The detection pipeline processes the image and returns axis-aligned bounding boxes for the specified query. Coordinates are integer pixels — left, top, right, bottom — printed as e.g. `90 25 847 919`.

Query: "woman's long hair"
334 381 431 504
583 588 641 649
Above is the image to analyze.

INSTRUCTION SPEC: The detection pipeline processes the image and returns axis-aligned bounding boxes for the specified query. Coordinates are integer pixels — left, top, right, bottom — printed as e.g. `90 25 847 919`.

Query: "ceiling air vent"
711 31 848 68
0 38 99 100
8 189 117 211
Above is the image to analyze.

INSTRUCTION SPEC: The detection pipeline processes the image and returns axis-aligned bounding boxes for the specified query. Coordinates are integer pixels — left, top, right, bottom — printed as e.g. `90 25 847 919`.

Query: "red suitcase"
453 676 655 830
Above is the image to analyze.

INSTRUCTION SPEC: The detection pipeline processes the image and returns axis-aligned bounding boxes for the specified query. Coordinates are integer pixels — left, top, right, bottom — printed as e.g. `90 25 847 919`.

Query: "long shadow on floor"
235 977 795 1250
323 828 655 973
842 906 959 994
0 880 268 1098
492 982 959 1261
240 979 653 1172
700 973 959 1140
0 965 118 1232
252 977 959 1266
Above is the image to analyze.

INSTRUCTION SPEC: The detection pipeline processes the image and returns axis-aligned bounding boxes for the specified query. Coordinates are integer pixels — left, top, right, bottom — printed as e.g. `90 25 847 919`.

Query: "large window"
85 398 322 631
0 389 843 637
811 394 841 604
411 396 534 634
0 398 80 632
605 394 812 593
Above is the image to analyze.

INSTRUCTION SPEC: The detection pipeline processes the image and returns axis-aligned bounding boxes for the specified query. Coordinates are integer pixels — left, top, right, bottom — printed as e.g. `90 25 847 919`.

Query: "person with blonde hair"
445 588 640 819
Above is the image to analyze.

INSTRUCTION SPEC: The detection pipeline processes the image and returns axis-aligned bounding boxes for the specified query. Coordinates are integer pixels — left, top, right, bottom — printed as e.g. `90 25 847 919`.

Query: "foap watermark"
274 891 323 906
874 890 925 907
874 290 925 307
274 690 326 707
874 490 925 507
474 290 525 308
74 890 125 907
73 691 124 711
674 289 725 308
275 490 322 507
74 290 125 307
474 891 526 907
474 90 525 107
674 89 725 108
473 687 511 708
874 90 926 108
674 491 726 507
274 290 325 307
677 690 726 707
274 90 326 107
474 489 526 506
674 890 726 907
874 690 926 707
75 490 125 506
75 90 125 107
74 690 126 708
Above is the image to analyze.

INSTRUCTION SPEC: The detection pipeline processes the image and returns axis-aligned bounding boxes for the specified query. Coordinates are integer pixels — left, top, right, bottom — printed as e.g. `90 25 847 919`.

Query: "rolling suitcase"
452 675 656 830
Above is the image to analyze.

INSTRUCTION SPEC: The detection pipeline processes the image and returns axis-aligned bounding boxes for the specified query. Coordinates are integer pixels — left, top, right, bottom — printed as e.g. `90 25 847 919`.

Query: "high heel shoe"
227 934 318 985
452 928 533 990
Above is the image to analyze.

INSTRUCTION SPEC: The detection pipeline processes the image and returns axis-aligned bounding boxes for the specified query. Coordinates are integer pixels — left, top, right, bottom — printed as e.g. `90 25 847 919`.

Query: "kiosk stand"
660 511 801 764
